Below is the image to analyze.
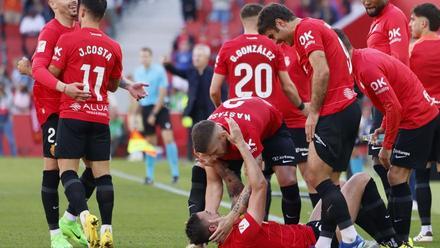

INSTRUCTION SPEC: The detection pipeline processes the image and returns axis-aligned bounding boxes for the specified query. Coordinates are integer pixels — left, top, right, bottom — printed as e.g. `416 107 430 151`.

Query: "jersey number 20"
234 63 272 98
80 64 105 102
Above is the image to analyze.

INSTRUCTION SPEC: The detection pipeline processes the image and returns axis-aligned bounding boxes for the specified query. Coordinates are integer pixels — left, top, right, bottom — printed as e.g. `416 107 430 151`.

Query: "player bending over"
186 118 400 247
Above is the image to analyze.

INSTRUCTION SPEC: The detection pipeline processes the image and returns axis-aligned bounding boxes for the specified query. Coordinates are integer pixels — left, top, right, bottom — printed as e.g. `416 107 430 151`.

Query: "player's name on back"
230 44 275 62
209 111 251 121
78 45 113 61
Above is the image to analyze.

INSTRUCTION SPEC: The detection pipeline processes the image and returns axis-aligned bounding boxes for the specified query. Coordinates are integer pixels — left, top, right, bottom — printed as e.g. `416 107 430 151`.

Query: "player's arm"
163 60 188 79
308 50 330 114
118 76 149 100
213 162 244 206
210 73 226 108
150 68 167 118
108 78 120 92
225 118 267 225
278 71 306 111
387 19 410 64
205 165 224 213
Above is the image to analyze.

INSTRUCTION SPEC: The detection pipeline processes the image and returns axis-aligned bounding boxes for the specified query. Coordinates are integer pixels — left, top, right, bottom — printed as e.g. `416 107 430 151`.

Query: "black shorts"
41 114 59 158
288 128 308 164
368 107 384 157
262 123 297 175
141 105 172 135
429 114 440 163
55 118 110 161
391 116 438 169
313 101 361 172
225 124 296 176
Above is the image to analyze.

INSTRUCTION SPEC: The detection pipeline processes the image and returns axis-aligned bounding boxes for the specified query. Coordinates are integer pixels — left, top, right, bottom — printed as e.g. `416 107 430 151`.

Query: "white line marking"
111 169 284 222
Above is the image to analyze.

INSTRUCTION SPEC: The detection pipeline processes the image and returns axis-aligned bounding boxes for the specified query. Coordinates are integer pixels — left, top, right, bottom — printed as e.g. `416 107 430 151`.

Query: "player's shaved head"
361 0 388 17
334 29 353 51
413 3 440 32
192 120 216 153
240 3 263 19
257 3 296 35
81 0 107 21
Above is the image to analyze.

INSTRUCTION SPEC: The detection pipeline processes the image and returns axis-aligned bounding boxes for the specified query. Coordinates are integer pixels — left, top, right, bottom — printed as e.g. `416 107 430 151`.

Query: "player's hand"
372 127 385 145
195 152 218 167
301 102 310 117
161 55 172 65
209 214 235 243
305 111 319 142
127 82 149 100
147 114 156 126
225 117 244 146
17 57 31 76
64 82 91 101
379 147 392 169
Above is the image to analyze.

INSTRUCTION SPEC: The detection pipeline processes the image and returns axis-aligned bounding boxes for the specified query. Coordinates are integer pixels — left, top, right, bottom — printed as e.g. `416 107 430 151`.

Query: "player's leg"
263 124 301 224
56 118 98 247
158 107 179 183
188 162 207 215
388 116 437 243
40 114 72 247
414 164 433 242
290 128 318 208
86 122 113 247
141 105 158 184
306 101 363 247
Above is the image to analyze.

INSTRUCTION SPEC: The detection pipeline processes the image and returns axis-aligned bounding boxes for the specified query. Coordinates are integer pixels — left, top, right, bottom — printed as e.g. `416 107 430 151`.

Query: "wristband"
297 102 305 111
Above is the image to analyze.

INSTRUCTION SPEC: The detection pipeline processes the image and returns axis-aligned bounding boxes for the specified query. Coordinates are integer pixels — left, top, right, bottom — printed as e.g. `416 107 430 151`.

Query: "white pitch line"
111 169 284 222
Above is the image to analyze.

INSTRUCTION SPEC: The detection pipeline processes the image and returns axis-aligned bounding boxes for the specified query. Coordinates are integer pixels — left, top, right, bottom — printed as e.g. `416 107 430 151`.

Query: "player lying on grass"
186 117 402 248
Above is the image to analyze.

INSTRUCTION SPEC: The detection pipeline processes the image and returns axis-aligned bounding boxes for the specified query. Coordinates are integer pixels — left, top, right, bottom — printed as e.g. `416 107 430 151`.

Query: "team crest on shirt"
70 102 81 111
284 56 290 67
37 40 47 53
343 88 356 99
238 218 250 234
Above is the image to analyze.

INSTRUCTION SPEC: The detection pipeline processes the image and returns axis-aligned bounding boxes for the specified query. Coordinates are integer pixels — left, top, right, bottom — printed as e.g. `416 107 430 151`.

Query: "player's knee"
274 166 297 186
349 172 371 184
43 158 59 170
387 168 407 186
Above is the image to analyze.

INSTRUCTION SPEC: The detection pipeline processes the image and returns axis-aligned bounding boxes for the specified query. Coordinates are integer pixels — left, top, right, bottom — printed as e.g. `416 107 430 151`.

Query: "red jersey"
214 34 287 109
32 19 79 125
278 43 310 128
352 48 438 149
409 35 440 109
208 97 283 160
366 3 410 65
219 213 316 248
51 27 123 125
294 18 356 116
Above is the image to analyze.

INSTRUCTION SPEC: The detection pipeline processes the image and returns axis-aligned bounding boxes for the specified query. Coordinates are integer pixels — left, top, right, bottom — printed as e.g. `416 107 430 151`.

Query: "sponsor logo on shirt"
370 77 389 95
52 46 63 61
247 138 257 153
284 56 290 67
423 90 440 106
388 27 402 44
69 102 109 116
238 218 250 234
299 31 315 49
37 40 47 53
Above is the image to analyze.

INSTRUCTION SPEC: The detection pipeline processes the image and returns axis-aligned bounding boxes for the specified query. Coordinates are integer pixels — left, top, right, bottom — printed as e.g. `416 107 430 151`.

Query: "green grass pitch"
0 157 439 247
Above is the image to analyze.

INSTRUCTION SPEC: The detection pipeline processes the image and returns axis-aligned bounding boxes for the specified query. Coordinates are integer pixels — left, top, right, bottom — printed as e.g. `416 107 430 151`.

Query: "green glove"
182 116 193 128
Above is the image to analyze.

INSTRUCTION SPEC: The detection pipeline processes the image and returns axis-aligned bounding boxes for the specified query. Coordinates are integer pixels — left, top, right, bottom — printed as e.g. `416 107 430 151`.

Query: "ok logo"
370 77 388 92
388 28 401 40
299 31 314 46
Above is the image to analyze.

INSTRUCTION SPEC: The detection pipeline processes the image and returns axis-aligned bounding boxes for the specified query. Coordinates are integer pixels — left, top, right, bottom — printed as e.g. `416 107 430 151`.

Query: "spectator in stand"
172 38 193 71
109 106 125 157
12 82 31 114
163 44 227 159
12 58 32 89
3 0 21 24
106 0 122 37
19 7 45 57
0 82 17 157
181 0 197 21
316 0 341 25
173 27 195 53
210 0 231 25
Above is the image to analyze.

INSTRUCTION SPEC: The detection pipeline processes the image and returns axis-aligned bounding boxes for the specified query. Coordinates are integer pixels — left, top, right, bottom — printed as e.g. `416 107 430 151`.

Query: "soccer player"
16 1 147 247
192 97 302 225
337 29 439 246
258 3 362 247
186 118 395 248
209 3 306 225
134 47 180 185
49 0 123 246
408 3 440 242
361 0 410 197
